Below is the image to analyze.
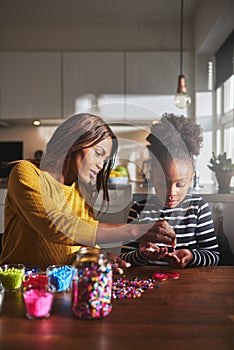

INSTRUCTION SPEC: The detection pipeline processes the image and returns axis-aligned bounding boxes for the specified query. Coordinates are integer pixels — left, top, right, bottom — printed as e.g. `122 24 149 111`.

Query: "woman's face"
76 137 113 185
150 158 194 208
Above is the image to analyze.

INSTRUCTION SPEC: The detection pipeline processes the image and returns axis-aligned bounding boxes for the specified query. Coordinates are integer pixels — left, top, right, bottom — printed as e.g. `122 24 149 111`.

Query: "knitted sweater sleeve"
7 161 97 247
120 201 148 265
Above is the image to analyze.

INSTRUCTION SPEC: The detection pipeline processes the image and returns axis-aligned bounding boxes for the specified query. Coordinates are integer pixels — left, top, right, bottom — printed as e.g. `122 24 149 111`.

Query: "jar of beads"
22 274 55 319
71 247 113 320
0 264 25 291
46 265 76 292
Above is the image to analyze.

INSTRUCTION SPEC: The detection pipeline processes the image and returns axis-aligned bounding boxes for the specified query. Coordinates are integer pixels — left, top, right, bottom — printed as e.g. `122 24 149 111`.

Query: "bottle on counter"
71 247 113 320
193 170 200 189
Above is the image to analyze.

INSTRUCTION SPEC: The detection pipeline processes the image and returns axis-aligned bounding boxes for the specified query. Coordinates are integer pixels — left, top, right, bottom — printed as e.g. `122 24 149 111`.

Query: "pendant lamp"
174 0 191 109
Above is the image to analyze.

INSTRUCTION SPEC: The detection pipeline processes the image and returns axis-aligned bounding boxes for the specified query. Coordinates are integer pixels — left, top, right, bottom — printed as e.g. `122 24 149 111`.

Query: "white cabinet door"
62 52 124 120
125 52 194 120
93 184 132 224
0 52 62 119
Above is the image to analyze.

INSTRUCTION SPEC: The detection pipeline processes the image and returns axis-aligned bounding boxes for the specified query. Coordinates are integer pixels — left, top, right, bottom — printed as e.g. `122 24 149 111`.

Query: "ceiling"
1 0 233 55
0 0 202 23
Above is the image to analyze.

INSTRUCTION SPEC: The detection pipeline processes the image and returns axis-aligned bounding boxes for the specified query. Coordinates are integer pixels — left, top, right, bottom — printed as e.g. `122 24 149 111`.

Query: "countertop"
1 179 234 198
130 181 234 195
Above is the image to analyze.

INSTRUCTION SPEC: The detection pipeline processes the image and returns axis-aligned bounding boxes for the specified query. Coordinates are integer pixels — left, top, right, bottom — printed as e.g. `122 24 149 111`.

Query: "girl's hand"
107 252 131 274
164 249 193 269
139 242 168 261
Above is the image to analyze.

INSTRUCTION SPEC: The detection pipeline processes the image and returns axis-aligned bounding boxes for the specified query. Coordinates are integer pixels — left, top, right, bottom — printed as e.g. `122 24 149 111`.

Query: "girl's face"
76 137 113 185
150 158 194 208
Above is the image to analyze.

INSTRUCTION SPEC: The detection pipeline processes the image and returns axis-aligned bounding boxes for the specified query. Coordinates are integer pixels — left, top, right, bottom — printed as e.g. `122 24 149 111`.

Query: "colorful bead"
112 277 154 299
0 265 25 290
46 265 76 292
23 274 49 290
72 262 112 319
23 288 54 319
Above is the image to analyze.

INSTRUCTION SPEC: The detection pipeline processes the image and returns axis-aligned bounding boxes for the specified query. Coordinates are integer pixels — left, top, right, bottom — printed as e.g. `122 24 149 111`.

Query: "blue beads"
46 265 76 292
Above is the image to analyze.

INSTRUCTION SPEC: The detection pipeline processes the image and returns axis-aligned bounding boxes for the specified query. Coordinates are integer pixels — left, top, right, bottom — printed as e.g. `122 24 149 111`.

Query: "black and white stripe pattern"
120 194 220 267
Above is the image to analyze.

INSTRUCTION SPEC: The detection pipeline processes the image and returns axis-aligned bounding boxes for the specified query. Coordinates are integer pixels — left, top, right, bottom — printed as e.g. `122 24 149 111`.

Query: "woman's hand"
139 242 168 261
138 220 177 248
163 249 193 269
107 252 131 274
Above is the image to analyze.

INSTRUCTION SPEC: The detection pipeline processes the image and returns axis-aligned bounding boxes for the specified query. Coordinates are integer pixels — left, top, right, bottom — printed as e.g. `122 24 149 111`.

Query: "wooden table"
0 266 234 350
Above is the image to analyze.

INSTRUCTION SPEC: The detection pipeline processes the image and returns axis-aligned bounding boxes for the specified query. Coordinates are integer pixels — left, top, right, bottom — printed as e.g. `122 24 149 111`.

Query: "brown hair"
40 113 118 208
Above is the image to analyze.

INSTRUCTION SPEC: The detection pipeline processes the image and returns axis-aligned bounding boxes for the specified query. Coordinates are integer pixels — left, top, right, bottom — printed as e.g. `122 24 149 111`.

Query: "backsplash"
0 124 150 180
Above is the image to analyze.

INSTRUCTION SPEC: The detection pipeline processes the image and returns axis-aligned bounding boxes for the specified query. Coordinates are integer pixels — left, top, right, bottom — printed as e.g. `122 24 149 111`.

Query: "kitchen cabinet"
0 51 194 122
93 183 132 224
0 52 62 119
62 52 124 119
93 183 132 255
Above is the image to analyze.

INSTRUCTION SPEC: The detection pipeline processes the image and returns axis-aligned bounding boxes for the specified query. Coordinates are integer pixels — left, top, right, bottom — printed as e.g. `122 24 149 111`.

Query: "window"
214 30 234 186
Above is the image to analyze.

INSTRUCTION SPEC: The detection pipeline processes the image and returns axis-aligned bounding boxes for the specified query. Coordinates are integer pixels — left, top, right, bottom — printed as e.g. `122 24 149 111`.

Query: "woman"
120 113 220 268
0 113 176 270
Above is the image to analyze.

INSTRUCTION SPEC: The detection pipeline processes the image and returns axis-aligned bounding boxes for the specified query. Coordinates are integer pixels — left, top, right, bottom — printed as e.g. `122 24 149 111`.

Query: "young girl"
120 113 220 268
0 113 176 270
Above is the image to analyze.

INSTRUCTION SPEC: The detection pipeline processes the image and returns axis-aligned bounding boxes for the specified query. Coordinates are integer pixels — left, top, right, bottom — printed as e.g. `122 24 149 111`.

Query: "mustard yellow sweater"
0 161 98 269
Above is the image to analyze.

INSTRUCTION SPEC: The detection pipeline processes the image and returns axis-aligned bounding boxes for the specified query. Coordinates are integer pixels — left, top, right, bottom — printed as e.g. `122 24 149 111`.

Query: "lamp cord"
180 0 184 75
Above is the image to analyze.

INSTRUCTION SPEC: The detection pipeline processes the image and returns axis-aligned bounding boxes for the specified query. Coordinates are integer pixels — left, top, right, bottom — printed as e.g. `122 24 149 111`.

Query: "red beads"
152 271 180 281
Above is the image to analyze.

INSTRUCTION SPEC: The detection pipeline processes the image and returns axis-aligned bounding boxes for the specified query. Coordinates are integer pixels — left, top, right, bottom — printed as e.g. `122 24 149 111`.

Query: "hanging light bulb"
174 74 191 108
174 0 191 109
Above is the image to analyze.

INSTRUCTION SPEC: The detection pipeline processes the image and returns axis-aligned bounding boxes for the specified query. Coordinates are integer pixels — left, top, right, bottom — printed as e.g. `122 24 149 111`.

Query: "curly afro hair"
146 113 203 168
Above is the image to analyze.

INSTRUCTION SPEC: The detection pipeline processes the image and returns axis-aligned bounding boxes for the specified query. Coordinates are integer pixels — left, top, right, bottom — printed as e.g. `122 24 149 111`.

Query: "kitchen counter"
130 181 234 196
1 179 233 196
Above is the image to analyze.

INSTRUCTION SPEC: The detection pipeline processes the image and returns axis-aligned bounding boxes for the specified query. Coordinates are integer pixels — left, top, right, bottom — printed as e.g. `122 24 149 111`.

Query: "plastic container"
72 247 113 320
0 282 5 314
22 274 55 319
108 176 128 184
0 264 25 291
46 265 76 292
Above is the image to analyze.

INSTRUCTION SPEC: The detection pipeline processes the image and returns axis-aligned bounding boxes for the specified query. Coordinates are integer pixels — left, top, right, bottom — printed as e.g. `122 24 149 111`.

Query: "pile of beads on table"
0 264 25 291
46 265 76 292
112 277 154 299
22 274 55 319
72 261 113 319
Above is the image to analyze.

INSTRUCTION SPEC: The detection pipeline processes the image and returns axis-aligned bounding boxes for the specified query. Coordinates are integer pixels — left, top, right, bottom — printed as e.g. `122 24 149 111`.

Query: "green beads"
0 264 25 291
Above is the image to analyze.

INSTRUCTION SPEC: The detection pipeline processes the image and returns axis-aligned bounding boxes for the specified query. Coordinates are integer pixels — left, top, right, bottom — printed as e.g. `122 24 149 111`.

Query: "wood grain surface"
0 266 234 350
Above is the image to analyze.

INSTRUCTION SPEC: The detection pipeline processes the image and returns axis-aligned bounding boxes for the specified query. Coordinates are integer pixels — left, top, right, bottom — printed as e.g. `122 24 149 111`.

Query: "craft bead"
112 277 154 299
46 265 76 292
72 247 113 319
0 264 25 291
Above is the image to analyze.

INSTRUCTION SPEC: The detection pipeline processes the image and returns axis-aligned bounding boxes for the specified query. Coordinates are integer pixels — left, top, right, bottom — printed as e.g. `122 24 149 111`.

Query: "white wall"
194 0 234 54
0 21 193 52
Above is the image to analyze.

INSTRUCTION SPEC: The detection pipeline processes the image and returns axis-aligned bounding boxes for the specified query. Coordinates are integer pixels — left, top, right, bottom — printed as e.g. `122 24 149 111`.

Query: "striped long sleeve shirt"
120 194 220 267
